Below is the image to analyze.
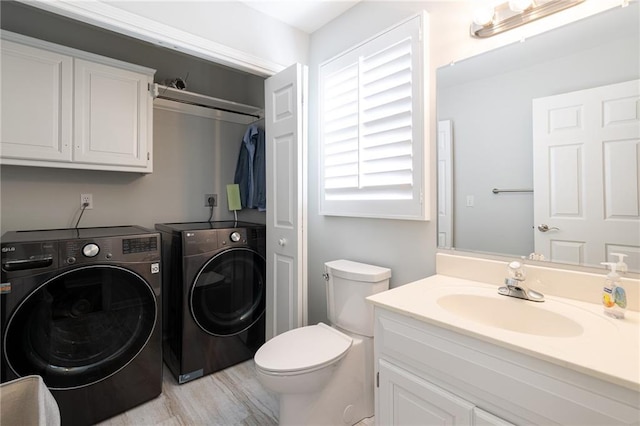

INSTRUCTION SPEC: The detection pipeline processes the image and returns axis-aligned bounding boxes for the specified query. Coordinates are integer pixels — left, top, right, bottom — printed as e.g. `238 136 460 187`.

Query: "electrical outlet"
205 194 217 207
80 193 93 209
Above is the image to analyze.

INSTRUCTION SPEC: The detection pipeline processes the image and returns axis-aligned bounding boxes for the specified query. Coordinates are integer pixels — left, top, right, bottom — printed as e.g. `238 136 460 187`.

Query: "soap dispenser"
601 262 627 319
610 252 628 274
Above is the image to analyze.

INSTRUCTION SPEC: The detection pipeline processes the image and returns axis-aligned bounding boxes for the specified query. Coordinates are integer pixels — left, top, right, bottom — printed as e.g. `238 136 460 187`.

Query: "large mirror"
437 4 640 272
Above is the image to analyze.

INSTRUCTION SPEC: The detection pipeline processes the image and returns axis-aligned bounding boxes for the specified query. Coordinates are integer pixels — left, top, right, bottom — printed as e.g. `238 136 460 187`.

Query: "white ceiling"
239 0 362 33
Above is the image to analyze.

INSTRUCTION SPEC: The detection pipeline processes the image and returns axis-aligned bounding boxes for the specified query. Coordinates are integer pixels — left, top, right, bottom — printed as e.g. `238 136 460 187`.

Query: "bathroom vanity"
368 255 640 425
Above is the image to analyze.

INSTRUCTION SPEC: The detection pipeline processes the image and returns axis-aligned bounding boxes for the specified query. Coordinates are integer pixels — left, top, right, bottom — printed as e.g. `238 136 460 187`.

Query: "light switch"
466 195 474 207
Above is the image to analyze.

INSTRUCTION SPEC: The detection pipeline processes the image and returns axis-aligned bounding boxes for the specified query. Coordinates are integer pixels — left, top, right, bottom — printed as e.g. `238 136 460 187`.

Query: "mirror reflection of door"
533 79 640 270
438 120 453 248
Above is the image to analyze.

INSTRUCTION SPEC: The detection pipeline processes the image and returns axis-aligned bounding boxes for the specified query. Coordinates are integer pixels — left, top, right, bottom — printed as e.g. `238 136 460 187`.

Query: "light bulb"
473 6 495 26
508 0 533 13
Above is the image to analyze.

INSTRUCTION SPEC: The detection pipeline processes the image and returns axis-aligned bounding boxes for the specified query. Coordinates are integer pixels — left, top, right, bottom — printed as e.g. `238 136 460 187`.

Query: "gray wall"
1 105 265 233
437 34 639 257
307 1 438 325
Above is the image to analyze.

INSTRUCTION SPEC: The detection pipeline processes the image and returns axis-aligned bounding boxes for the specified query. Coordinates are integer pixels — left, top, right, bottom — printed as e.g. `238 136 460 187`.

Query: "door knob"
278 238 287 246
537 224 559 232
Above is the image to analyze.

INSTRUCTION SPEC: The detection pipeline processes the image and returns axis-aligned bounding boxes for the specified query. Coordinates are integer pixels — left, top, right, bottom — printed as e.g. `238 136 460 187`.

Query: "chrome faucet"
498 261 544 302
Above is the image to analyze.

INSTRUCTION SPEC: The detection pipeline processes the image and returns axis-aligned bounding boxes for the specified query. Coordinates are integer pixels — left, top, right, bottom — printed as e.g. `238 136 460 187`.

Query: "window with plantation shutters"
319 13 429 220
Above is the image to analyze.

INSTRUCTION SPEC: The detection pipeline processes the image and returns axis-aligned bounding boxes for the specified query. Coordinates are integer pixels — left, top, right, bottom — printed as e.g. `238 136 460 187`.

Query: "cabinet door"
1 39 72 162
74 59 151 168
378 360 474 425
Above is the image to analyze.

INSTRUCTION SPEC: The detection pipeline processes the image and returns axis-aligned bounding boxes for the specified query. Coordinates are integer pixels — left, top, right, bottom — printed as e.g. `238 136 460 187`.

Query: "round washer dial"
82 243 100 258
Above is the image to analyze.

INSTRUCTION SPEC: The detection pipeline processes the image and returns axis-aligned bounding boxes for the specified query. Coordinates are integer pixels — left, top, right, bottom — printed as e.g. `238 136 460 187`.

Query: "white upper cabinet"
74 59 151 168
0 39 73 162
0 31 155 173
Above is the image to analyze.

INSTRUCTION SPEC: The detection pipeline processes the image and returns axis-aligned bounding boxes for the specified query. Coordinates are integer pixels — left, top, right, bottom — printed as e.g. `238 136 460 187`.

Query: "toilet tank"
325 260 391 337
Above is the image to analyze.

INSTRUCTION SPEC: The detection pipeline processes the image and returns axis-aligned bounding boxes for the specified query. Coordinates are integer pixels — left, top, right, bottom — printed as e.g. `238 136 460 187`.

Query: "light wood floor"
97 360 375 426
98 361 278 425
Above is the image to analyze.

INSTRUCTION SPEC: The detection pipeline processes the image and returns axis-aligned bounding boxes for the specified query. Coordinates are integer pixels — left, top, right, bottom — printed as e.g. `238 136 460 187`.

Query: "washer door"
190 248 265 337
4 265 157 390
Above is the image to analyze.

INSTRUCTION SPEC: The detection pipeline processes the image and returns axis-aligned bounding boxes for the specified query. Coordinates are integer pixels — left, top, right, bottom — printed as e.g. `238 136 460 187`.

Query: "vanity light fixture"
508 0 534 13
472 6 496 26
470 0 585 38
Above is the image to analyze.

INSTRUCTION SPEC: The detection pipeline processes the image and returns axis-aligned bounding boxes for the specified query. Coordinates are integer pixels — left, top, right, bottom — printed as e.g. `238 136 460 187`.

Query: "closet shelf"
153 84 263 118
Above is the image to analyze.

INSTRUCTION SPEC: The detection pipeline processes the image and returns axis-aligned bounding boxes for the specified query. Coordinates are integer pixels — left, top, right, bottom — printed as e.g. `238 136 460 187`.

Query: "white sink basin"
437 293 585 337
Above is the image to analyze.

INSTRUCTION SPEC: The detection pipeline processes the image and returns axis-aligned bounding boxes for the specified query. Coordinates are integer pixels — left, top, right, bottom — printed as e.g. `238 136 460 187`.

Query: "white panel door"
74 59 151 168
0 39 72 162
533 80 640 269
265 63 308 340
437 120 454 248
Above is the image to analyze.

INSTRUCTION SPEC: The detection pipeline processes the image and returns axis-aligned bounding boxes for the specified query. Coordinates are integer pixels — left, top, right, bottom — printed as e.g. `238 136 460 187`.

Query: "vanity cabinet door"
378 359 474 425
74 58 151 169
0 39 73 162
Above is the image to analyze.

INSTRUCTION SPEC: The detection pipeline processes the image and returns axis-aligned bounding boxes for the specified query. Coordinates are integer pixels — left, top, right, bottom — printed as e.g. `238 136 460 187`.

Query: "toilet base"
277 335 374 426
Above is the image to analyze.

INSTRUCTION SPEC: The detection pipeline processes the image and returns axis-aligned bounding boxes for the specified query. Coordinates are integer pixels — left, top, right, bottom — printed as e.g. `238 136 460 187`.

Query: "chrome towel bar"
492 188 533 194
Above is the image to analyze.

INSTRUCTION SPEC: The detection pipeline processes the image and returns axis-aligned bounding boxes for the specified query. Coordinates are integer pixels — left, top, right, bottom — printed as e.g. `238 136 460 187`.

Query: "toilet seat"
254 323 352 375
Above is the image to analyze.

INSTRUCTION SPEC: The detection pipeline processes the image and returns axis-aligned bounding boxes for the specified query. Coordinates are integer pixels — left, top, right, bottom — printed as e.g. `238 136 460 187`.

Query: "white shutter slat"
325 86 357 108
325 163 359 179
325 137 358 154
363 111 412 138
362 38 412 77
363 141 412 160
325 150 358 167
325 176 359 190
325 116 358 135
362 158 412 176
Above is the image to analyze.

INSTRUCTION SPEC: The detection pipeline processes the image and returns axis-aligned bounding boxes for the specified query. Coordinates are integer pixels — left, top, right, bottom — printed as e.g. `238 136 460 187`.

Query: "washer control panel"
62 235 159 264
220 229 247 247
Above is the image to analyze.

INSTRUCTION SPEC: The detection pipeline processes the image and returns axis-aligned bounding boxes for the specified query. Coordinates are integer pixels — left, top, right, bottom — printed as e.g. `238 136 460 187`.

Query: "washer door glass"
190 248 265 336
4 265 156 390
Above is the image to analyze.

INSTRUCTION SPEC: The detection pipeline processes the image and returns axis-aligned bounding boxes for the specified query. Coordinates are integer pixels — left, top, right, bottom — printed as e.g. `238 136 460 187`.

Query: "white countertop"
367 274 640 392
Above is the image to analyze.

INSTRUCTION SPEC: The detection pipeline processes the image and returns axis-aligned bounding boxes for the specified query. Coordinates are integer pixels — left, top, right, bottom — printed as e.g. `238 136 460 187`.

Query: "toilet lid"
254 323 352 374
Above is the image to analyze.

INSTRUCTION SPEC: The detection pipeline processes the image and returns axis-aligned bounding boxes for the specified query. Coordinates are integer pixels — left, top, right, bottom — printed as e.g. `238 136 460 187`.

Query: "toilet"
254 259 391 425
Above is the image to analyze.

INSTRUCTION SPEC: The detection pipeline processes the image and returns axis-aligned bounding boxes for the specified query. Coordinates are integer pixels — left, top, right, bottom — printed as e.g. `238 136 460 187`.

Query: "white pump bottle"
601 262 627 319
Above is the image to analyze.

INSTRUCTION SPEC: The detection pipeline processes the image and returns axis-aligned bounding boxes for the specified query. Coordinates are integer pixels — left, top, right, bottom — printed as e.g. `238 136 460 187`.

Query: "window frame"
318 12 429 221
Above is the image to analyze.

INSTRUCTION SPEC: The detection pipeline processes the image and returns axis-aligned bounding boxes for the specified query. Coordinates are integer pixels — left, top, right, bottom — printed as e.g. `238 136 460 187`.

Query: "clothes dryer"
0 226 162 426
155 221 265 384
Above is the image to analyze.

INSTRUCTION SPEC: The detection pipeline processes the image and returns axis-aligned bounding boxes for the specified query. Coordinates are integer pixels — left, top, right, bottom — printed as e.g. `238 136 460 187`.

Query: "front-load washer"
155 221 265 384
0 226 162 426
